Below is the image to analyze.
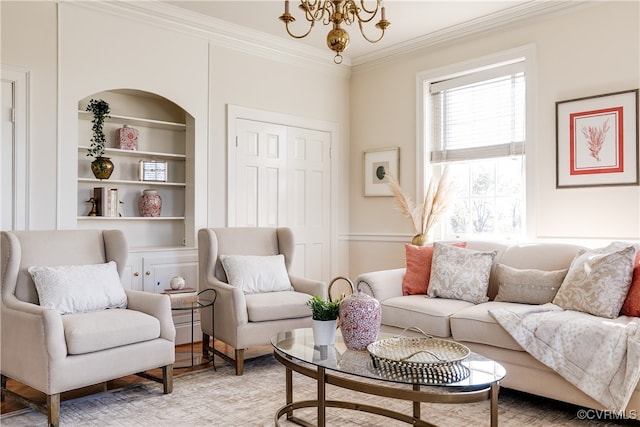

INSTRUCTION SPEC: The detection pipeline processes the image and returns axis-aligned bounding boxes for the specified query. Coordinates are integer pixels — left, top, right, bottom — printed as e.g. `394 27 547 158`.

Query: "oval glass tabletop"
271 328 506 390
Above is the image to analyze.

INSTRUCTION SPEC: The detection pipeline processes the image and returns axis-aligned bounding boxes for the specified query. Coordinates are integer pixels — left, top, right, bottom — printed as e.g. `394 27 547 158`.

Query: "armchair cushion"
220 254 293 294
62 309 160 355
245 291 311 322
28 261 127 314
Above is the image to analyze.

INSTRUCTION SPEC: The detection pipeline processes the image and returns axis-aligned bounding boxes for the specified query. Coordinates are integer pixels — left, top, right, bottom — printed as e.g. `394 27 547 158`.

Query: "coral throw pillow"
402 242 467 296
621 251 640 317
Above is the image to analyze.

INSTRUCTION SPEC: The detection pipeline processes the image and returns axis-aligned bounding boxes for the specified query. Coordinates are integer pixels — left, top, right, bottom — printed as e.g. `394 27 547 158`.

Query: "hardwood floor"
0 340 272 416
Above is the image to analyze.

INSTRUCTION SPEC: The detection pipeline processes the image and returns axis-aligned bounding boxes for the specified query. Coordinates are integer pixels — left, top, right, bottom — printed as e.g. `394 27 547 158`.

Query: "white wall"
1 2 58 230
0 1 351 276
348 1 640 277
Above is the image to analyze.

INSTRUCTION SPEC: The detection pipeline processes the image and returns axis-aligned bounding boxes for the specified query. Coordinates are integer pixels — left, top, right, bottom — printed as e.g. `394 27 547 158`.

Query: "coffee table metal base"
273 350 499 427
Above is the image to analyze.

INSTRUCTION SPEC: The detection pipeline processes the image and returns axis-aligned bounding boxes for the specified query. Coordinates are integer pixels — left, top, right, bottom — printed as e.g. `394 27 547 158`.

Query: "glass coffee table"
271 328 506 427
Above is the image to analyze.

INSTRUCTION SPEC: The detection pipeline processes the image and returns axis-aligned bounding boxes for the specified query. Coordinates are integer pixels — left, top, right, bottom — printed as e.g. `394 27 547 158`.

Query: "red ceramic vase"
339 289 381 351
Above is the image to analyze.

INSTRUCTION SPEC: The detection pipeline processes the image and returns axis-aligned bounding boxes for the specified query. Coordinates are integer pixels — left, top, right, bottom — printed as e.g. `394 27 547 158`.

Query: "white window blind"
430 61 526 163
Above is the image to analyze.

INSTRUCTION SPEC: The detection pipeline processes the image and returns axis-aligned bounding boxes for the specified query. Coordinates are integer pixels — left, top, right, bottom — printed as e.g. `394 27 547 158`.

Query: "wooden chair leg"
1 374 6 402
235 348 244 376
162 364 173 394
47 393 60 427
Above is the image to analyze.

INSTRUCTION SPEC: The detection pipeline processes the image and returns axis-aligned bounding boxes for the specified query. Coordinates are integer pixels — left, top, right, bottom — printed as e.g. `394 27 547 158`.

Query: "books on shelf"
93 187 120 217
93 187 107 216
163 287 198 305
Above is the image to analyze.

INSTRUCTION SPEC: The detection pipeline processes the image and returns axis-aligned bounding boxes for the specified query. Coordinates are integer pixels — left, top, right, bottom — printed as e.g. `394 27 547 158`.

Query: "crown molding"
351 1 595 72
63 0 593 76
64 0 351 78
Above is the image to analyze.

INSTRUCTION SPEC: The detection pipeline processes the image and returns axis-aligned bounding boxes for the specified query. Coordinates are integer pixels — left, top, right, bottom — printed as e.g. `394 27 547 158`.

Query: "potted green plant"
306 295 341 345
86 98 114 179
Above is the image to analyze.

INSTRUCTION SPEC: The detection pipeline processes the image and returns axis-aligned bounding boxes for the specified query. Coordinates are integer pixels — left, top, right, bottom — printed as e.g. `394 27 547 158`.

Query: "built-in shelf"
77 89 193 249
78 110 186 131
77 216 184 221
78 178 186 187
78 146 186 160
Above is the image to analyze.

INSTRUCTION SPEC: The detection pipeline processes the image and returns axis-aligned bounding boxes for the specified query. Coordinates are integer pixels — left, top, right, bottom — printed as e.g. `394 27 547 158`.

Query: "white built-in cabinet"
76 89 199 344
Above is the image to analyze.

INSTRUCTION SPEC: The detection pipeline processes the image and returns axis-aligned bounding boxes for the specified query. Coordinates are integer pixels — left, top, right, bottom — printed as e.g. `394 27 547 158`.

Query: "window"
420 49 533 241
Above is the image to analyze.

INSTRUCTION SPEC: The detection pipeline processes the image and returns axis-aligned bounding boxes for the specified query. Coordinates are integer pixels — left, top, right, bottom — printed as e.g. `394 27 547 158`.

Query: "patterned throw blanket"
490 303 640 412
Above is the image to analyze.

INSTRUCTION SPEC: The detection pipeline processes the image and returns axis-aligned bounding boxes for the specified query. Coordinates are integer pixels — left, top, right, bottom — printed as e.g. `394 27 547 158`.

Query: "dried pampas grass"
387 167 453 236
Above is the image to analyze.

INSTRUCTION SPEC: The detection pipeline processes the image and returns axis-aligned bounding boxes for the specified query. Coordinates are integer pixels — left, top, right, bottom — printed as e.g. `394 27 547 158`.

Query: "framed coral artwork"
556 89 638 188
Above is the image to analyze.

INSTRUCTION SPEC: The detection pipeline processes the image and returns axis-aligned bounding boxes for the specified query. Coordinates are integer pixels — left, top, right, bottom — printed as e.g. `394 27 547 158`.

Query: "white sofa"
355 241 640 414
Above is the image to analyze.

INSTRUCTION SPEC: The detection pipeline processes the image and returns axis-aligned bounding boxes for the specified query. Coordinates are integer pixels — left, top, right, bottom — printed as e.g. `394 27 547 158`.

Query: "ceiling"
164 1 543 62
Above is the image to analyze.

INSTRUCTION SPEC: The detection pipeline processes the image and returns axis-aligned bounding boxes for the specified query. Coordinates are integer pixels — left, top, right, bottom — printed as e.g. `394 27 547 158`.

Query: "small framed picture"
556 89 639 188
139 160 168 182
363 147 399 196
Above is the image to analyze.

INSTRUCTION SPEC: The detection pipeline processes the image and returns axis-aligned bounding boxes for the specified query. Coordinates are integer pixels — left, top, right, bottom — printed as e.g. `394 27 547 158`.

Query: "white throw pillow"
552 242 636 318
28 261 127 314
427 242 497 304
220 254 292 294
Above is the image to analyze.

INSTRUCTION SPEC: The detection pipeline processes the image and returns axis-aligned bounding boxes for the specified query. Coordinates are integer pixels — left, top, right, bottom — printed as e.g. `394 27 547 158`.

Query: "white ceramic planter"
312 319 337 346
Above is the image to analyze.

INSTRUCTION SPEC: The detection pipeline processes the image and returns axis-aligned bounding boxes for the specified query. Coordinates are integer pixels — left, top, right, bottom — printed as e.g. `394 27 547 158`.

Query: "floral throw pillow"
401 242 467 296
427 242 497 304
552 243 636 319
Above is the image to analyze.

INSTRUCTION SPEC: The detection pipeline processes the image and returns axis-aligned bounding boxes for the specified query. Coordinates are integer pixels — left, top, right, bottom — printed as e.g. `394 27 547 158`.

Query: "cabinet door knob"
145 271 151 276
134 272 140 277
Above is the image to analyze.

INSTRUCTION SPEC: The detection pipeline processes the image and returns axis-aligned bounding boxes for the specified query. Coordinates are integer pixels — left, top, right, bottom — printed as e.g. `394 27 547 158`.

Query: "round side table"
170 288 217 369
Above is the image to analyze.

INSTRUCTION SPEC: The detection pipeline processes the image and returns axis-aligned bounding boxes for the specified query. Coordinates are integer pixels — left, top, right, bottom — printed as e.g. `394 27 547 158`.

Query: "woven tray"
370 357 471 384
367 333 471 384
368 335 470 365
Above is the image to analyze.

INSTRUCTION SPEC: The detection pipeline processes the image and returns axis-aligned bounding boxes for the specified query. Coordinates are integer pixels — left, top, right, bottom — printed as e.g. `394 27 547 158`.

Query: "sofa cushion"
62 309 160 355
621 250 640 317
428 243 497 304
220 254 292 294
245 291 311 322
494 264 567 304
450 301 524 351
381 295 474 337
402 242 467 296
28 261 127 314
553 243 636 319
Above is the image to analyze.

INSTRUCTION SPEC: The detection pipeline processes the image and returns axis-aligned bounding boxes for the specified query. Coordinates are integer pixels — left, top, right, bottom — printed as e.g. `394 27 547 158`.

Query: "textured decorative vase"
411 233 428 246
116 124 139 150
312 319 337 346
339 289 381 351
91 157 114 180
139 189 162 217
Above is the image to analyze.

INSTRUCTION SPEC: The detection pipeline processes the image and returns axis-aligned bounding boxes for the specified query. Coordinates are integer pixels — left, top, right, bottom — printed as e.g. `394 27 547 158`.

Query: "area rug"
1 354 637 426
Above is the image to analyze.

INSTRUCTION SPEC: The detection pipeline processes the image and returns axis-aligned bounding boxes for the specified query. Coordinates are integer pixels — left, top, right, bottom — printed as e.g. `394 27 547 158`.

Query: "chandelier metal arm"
282 19 316 39
279 0 390 63
346 0 379 24
357 18 387 43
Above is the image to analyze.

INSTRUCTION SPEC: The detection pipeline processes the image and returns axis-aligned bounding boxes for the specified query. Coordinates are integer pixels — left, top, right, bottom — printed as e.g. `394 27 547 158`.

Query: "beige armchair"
198 227 326 375
0 230 175 427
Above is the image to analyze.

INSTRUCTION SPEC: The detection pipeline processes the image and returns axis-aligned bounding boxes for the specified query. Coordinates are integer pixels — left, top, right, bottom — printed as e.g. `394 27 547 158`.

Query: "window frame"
415 44 537 242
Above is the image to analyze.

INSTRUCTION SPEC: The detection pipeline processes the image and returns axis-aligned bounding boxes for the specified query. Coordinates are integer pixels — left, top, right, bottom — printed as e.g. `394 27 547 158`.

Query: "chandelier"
279 0 390 64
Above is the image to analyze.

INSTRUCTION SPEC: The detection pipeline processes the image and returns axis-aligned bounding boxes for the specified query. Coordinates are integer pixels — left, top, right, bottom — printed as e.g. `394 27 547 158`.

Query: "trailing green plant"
86 99 111 159
306 295 341 321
